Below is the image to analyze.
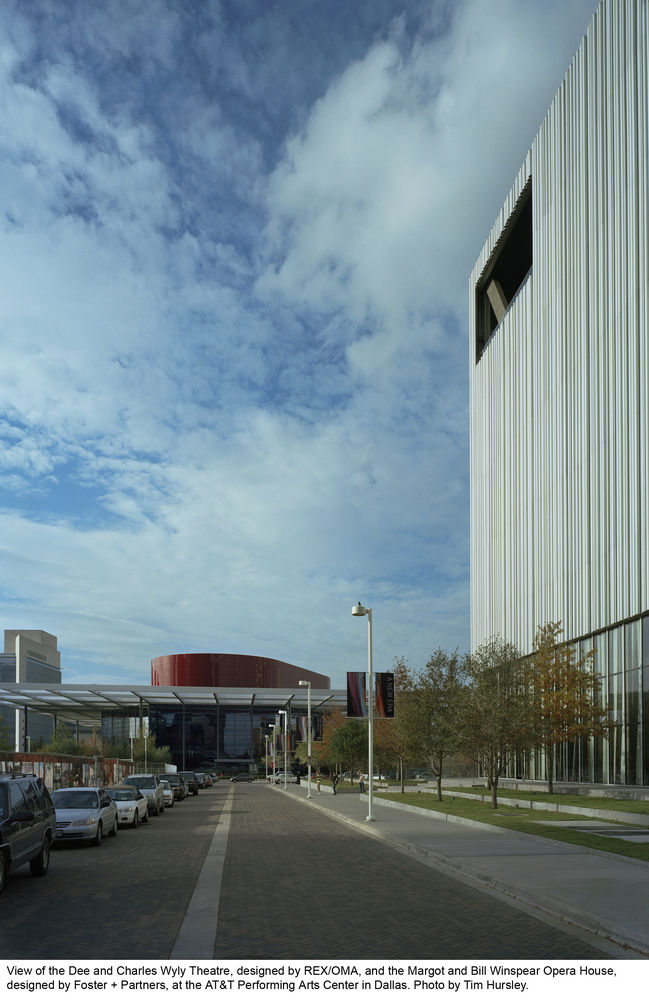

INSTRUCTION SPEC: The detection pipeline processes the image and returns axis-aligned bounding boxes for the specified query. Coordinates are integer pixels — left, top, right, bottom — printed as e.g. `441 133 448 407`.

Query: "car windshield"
107 788 137 801
125 777 152 789
52 790 99 809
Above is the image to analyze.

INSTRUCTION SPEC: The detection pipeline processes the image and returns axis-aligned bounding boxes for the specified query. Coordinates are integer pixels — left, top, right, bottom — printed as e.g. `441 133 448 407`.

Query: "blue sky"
0 0 597 688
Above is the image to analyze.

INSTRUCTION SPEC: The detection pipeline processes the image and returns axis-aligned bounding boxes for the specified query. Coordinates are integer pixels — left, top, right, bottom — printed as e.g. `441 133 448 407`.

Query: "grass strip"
442 785 649 816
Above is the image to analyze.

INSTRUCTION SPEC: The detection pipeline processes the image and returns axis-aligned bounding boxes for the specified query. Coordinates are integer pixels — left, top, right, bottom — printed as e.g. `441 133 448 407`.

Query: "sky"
0 0 598 689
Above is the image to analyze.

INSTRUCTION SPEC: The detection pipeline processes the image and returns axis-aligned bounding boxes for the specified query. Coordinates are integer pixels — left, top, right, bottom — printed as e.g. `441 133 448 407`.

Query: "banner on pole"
346 671 367 718
375 672 395 718
346 672 394 718
296 716 323 741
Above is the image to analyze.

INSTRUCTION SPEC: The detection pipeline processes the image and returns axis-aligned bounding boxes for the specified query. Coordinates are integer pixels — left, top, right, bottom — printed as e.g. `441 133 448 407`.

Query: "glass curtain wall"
519 613 648 787
147 705 289 772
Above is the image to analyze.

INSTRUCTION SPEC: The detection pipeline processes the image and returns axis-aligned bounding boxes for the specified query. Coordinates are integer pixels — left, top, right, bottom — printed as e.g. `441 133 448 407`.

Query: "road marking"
170 786 234 958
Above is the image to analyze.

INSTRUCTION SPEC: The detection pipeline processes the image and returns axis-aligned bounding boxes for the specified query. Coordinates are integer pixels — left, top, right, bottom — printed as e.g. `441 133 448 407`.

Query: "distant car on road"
178 772 199 796
229 773 255 783
52 787 118 845
105 786 149 827
0 774 55 892
163 774 187 800
122 775 165 816
273 772 298 785
159 780 174 808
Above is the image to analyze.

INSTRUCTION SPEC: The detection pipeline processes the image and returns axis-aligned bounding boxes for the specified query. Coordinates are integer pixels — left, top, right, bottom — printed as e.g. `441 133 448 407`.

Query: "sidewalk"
274 779 649 957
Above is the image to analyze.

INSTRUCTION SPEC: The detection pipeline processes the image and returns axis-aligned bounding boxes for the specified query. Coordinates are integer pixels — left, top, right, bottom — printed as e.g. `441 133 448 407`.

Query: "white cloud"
0 0 598 687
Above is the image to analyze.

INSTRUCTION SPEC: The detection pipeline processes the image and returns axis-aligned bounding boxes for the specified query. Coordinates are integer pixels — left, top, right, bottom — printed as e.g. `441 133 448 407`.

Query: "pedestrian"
358 770 365 794
316 771 321 794
332 772 338 795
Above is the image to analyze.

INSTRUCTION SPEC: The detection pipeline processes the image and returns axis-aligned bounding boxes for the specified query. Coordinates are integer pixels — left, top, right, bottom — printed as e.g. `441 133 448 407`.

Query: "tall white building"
470 0 648 785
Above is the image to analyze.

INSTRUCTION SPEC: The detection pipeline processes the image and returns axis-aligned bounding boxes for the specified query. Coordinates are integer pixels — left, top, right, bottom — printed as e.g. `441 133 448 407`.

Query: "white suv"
123 775 165 816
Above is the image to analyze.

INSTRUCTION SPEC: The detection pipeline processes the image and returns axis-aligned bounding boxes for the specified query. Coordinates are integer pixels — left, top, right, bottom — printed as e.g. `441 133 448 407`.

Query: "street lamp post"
299 680 312 799
278 709 288 790
352 602 375 822
271 721 278 781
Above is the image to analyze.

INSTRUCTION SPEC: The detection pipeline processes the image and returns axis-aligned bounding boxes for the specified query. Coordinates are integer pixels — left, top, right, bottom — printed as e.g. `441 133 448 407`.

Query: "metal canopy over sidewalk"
0 682 342 725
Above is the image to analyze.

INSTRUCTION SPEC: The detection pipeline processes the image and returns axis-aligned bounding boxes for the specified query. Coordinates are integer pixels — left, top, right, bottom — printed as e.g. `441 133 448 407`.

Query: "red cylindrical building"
151 652 330 689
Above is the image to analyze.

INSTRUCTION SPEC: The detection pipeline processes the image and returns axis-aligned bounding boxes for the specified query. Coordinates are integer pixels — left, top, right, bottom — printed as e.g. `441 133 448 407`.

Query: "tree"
328 719 367 778
378 657 422 792
403 649 468 801
528 621 609 794
132 734 172 765
44 724 81 756
311 708 347 773
0 717 13 752
294 739 329 772
461 637 533 808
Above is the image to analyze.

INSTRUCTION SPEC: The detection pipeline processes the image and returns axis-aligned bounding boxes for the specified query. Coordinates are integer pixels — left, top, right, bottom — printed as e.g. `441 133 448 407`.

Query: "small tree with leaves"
461 637 533 808
132 734 172 766
328 718 367 779
44 723 81 756
402 649 467 801
371 658 418 790
528 621 609 794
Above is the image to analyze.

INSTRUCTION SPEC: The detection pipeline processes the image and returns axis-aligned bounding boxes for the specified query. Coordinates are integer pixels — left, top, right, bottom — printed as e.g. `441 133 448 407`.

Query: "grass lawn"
443 785 649 816
376 790 649 863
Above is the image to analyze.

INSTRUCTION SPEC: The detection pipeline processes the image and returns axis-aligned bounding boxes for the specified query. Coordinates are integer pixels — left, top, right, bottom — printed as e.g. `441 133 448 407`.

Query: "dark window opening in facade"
475 179 532 362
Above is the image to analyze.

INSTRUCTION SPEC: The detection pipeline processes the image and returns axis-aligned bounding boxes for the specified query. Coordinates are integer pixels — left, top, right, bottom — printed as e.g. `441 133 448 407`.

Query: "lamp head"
352 603 368 616
299 679 310 688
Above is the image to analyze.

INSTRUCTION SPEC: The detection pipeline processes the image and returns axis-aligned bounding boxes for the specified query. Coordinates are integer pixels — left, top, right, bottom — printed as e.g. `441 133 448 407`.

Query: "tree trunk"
436 772 442 802
399 758 405 794
546 745 554 795
491 776 499 809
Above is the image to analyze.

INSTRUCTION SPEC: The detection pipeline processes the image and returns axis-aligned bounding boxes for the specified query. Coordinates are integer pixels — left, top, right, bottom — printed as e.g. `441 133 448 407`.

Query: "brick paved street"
0 789 224 960
0 782 616 961
213 784 609 960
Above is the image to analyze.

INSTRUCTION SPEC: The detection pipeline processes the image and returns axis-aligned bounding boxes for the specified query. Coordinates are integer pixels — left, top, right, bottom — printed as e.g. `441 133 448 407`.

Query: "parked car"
105 785 149 827
159 779 174 808
273 772 298 784
123 774 165 815
163 774 187 800
229 773 255 783
0 774 55 893
194 772 206 789
51 787 118 845
178 771 199 796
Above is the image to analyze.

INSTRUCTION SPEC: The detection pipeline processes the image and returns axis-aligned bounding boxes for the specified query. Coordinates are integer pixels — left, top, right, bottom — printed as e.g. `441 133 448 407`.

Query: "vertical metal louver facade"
470 0 649 660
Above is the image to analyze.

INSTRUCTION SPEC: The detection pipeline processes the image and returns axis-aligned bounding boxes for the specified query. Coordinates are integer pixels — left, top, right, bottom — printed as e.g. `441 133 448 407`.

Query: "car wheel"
142 808 149 824
0 851 7 893
30 837 51 877
93 822 103 846
168 799 174 807
160 802 165 813
132 811 138 828
109 816 118 837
